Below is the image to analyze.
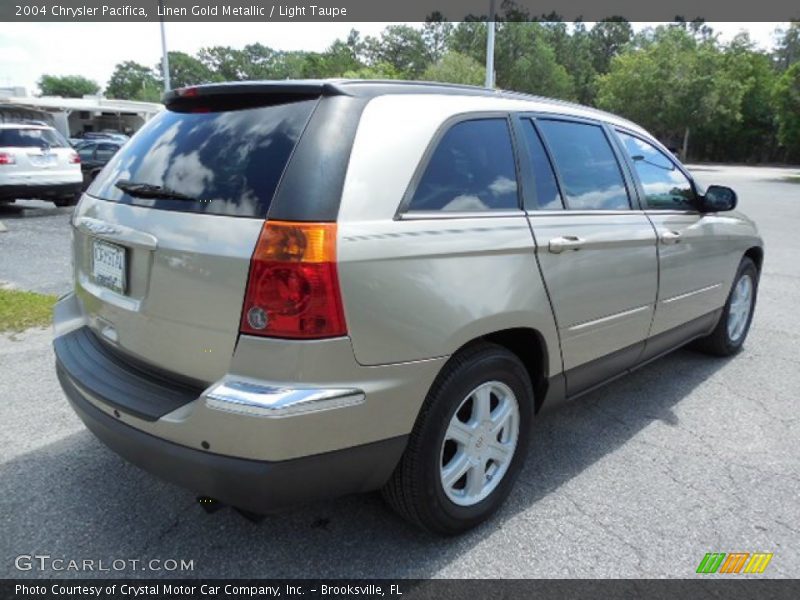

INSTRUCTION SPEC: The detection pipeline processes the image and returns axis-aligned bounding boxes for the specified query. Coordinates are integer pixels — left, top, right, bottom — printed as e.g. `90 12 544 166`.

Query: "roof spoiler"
163 81 347 111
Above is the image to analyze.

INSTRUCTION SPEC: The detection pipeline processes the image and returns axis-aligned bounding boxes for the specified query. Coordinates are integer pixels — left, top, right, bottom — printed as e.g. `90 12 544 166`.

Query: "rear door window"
536 119 630 210
407 118 519 212
89 99 317 217
520 120 563 210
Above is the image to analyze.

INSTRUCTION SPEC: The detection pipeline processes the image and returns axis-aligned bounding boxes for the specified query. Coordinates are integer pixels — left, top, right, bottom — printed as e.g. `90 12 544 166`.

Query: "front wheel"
694 256 759 356
382 342 532 535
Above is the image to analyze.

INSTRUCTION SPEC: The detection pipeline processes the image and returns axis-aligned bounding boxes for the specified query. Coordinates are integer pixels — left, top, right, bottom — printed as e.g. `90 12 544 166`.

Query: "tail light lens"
69 151 81 164
0 152 15 165
240 221 347 339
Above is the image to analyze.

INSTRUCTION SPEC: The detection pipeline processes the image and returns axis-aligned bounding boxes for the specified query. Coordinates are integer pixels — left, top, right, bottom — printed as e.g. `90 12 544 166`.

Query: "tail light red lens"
240 221 347 339
0 152 15 165
69 152 80 164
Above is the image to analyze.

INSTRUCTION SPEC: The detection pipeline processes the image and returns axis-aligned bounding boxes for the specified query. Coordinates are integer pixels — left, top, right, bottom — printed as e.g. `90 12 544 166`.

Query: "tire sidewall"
418 348 533 532
721 259 759 353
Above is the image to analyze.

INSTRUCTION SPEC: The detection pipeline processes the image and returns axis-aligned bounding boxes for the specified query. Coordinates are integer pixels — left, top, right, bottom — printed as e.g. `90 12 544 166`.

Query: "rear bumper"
0 181 81 200
57 365 407 512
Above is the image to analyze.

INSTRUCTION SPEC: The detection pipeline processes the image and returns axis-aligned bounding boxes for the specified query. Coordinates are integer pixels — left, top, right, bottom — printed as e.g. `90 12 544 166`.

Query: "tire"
53 193 80 208
382 342 533 535
693 256 759 357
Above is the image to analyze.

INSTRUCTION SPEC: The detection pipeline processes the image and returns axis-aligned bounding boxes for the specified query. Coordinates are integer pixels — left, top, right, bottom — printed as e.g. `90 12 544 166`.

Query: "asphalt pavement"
0 166 798 578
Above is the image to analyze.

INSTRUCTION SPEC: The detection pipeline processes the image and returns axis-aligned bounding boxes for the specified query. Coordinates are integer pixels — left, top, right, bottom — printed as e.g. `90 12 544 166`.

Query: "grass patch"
782 176 800 184
0 288 57 332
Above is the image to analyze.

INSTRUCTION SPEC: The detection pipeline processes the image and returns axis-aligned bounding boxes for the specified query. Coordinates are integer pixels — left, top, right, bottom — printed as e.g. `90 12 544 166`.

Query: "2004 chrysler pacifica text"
53 80 763 534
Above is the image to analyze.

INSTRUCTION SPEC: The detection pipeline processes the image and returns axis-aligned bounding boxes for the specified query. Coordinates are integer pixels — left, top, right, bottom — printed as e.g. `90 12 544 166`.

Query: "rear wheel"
694 256 759 356
382 342 532 535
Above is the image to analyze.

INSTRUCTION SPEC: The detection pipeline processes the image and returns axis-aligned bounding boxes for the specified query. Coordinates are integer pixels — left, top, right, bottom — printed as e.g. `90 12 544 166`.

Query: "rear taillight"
69 151 80 164
0 152 15 165
240 221 347 339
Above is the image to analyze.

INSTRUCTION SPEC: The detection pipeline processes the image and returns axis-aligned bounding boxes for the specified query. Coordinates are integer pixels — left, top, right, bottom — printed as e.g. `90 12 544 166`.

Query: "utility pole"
159 0 171 92
484 0 496 89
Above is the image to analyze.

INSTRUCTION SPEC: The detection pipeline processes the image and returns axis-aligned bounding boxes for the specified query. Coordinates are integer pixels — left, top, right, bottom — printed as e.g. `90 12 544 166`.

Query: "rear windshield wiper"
115 179 199 202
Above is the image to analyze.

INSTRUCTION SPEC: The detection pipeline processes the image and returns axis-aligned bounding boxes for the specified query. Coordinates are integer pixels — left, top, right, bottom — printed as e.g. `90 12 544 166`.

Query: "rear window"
0 128 67 148
89 99 317 217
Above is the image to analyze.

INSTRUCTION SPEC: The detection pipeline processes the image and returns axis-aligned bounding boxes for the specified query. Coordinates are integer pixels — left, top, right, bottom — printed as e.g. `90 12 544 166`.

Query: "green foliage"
105 61 161 101
38 74 99 98
0 288 56 332
421 52 484 86
95 18 799 164
363 25 430 78
774 63 800 159
342 62 402 80
596 26 748 159
774 21 800 71
163 51 221 88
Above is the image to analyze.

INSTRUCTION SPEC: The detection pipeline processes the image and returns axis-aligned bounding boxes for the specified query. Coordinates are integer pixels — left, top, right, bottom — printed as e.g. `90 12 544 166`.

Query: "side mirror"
699 185 737 212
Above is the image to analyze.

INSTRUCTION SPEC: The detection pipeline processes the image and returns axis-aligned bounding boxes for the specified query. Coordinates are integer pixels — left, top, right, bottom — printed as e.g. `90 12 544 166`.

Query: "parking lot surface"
1 166 798 578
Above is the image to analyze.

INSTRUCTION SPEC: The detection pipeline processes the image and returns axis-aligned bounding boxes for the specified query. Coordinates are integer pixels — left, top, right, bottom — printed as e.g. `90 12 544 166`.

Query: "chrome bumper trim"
205 381 365 418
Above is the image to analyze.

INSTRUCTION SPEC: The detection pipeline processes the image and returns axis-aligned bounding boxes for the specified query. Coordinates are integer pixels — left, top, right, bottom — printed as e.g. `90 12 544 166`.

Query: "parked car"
75 140 123 189
53 81 763 534
0 123 82 206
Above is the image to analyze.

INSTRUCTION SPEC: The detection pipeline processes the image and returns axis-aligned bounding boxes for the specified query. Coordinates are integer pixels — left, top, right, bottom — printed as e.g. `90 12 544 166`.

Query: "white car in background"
0 123 83 207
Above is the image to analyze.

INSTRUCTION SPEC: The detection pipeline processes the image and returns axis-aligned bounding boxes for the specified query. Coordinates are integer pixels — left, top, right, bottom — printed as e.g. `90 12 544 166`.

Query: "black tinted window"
95 143 118 161
77 144 96 160
521 120 563 210
0 128 66 148
90 99 316 217
617 131 695 210
408 119 518 212
537 120 629 210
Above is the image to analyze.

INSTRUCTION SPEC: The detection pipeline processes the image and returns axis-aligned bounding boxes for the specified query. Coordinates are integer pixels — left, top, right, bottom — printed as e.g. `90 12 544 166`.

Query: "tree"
197 46 248 80
302 35 363 78
364 25 431 78
422 14 453 63
596 26 745 159
589 18 633 74
38 74 99 98
495 22 574 99
421 52 484 86
342 62 402 80
105 61 161 101
162 51 220 89
774 63 800 160
774 21 800 71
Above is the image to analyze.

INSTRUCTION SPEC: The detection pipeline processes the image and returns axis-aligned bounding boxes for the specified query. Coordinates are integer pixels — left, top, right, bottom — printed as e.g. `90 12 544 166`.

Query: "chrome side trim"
567 305 650 332
206 381 365 418
662 283 722 304
76 216 158 250
398 210 525 220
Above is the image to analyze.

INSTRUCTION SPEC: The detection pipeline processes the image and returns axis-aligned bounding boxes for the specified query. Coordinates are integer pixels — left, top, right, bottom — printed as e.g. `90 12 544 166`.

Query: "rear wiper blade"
115 179 199 202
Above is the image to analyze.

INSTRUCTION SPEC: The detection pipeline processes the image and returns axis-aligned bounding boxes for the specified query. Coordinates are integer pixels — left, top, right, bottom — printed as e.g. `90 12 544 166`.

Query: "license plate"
92 239 126 294
29 153 57 167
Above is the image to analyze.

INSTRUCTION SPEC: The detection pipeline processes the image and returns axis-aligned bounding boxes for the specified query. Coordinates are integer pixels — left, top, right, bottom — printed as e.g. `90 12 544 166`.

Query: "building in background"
0 88 162 138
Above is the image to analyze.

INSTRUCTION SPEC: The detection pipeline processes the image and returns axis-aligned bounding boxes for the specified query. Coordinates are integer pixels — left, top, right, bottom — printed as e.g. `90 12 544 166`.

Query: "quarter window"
536 120 630 210
407 119 519 212
617 131 696 210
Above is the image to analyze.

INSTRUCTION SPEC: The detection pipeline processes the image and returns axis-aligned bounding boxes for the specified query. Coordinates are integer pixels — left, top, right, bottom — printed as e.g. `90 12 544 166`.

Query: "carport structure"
0 94 162 138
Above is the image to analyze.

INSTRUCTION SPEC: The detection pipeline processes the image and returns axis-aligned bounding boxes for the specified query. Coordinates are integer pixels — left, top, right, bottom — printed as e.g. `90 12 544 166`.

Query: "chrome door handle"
660 230 682 245
548 235 585 254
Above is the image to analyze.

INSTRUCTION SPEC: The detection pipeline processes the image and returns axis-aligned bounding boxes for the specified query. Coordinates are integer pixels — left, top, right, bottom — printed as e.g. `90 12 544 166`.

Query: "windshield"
0 128 67 148
89 98 317 218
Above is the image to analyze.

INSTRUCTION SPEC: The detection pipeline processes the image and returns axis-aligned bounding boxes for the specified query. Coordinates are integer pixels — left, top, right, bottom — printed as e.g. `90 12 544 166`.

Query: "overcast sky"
0 22 787 95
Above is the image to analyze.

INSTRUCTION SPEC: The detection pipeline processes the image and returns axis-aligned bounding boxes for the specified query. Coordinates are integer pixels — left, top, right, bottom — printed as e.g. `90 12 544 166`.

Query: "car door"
515 116 658 396
612 129 730 344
